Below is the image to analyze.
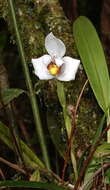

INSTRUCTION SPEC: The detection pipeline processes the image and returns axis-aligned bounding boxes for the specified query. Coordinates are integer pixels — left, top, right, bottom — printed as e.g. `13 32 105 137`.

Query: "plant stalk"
57 81 78 180
8 0 50 169
107 109 110 143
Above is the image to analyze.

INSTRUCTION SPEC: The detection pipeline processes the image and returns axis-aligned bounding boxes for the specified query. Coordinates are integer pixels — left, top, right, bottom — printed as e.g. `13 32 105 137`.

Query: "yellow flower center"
47 62 60 76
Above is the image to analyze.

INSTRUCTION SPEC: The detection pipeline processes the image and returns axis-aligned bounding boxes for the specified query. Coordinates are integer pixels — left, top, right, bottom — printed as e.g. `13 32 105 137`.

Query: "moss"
0 0 102 151
0 0 46 60
41 0 78 57
0 0 8 18
76 98 102 150
38 72 102 152
0 0 77 59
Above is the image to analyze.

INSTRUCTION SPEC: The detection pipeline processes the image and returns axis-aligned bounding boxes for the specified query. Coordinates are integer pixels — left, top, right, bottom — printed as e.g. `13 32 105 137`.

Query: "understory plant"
0 0 110 190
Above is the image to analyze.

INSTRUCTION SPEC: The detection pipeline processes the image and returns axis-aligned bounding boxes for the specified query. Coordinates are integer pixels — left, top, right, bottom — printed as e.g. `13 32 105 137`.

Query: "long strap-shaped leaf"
73 16 110 114
0 180 67 190
0 121 44 168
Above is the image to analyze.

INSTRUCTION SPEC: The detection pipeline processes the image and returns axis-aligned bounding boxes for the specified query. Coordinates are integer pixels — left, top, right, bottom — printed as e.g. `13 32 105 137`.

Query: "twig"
0 157 63 184
61 79 88 180
0 168 11 190
81 162 110 190
74 79 89 115
0 159 75 190
0 157 26 175
5 103 30 178
0 168 5 180
101 157 106 190
73 124 110 190
25 165 63 183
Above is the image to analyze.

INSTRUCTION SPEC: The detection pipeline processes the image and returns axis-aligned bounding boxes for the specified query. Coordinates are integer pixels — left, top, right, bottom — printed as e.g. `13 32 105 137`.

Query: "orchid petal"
45 32 66 58
57 56 80 81
55 58 63 66
32 55 54 80
42 54 52 65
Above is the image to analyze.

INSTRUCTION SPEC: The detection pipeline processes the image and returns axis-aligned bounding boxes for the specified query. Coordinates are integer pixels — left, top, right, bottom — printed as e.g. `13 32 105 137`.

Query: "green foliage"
30 170 40 182
78 114 108 189
73 16 110 114
57 81 78 180
0 180 67 190
57 81 71 136
0 121 45 168
105 168 110 184
82 142 110 189
8 0 50 169
1 88 25 105
92 114 105 145
47 111 66 158
94 142 110 158
57 81 66 109
0 0 109 187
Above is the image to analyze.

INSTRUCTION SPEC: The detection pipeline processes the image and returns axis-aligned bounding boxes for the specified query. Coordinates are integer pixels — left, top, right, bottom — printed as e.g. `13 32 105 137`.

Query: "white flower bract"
31 32 80 81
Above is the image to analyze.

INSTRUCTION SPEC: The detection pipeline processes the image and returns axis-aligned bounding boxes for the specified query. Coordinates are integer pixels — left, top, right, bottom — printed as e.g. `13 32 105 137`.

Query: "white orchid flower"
32 32 80 81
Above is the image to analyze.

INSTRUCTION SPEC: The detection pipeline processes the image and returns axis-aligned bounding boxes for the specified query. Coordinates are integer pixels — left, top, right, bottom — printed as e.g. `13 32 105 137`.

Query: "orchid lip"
47 62 61 76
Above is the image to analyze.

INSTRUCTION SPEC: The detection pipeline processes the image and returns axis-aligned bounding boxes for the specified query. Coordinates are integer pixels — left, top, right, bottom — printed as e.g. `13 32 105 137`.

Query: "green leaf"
57 81 66 109
57 81 71 136
82 159 99 190
105 168 110 184
56 82 78 179
0 180 67 190
47 111 66 158
0 121 44 168
30 170 40 182
94 142 110 158
73 16 110 114
1 88 25 105
92 114 106 145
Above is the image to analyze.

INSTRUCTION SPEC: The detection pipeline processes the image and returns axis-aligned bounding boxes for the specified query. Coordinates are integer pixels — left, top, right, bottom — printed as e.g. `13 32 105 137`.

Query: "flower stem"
57 81 78 180
8 0 50 169
107 109 110 143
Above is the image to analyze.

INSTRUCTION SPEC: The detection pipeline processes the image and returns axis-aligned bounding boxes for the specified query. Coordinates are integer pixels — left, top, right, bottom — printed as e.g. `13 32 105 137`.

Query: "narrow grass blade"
0 121 44 168
8 0 50 169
